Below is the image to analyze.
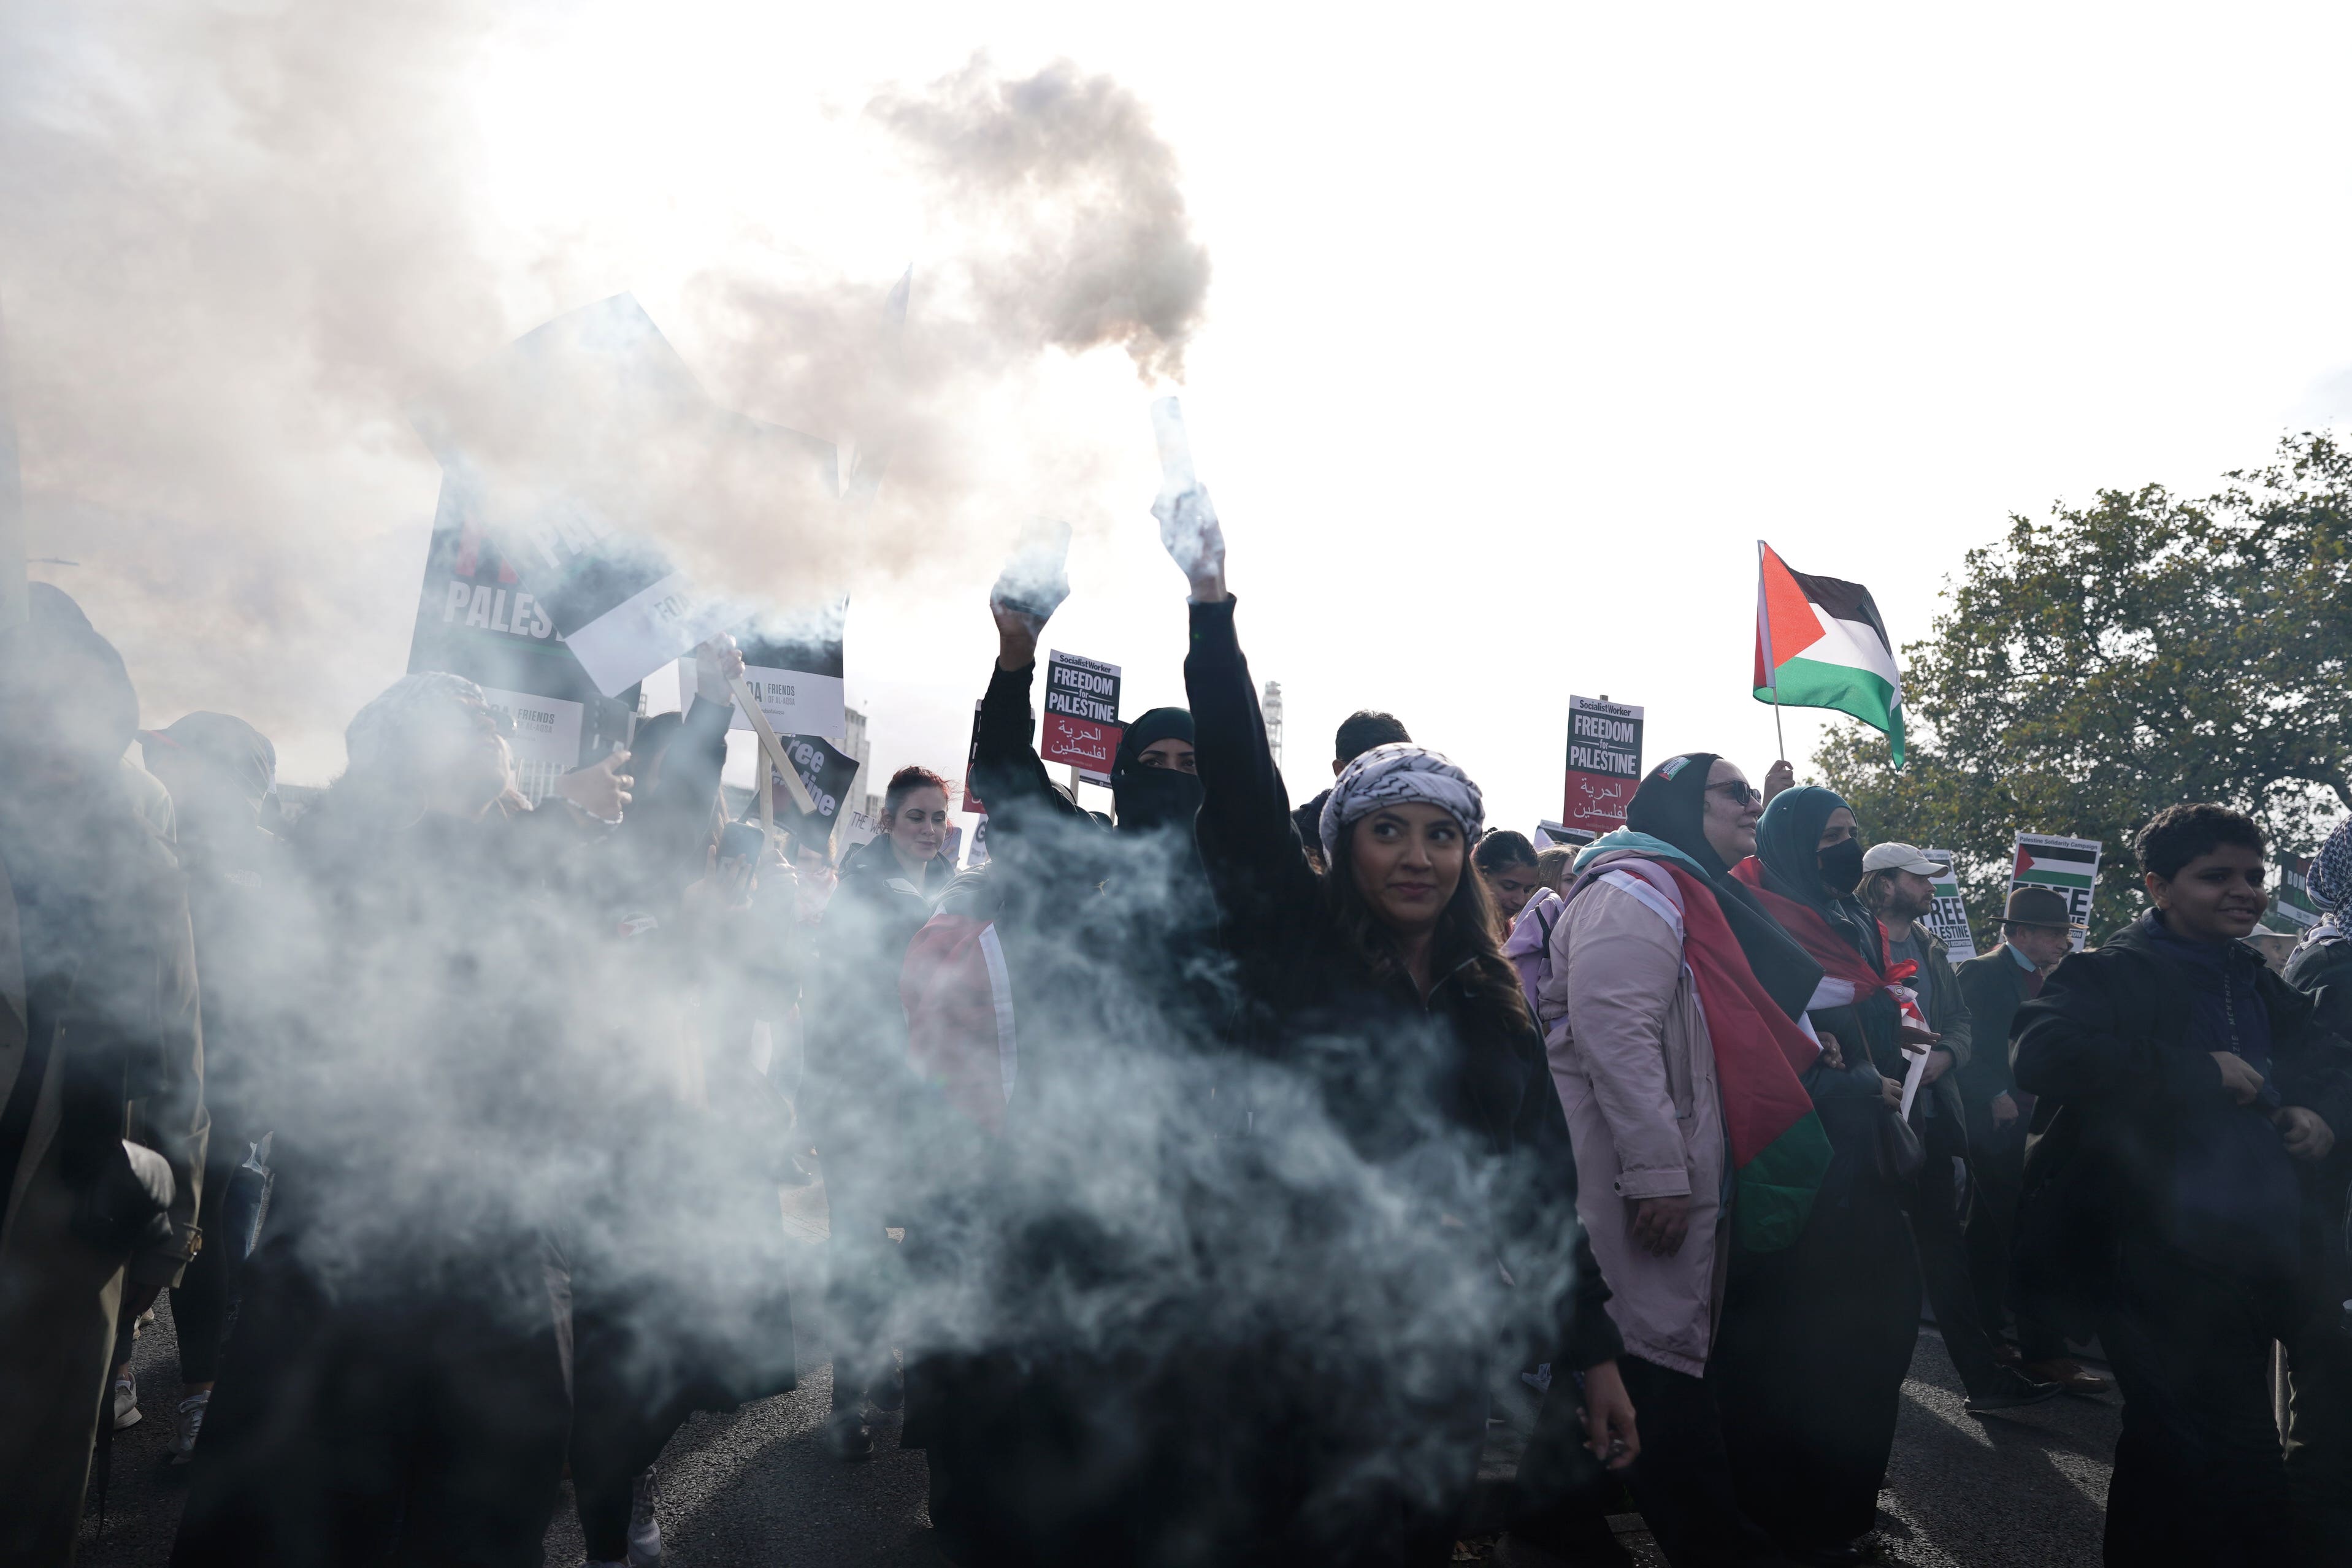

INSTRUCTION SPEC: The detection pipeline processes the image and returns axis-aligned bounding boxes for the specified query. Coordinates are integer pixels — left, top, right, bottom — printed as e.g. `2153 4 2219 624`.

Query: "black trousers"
1604 1356 1785 1568
171 1234 573 1568
1508 1375 1634 1566
1903 1112 2000 1395
1964 1118 2067 1361
169 1149 250 1386
2286 1298 2352 1568
2098 1241 2297 1567
1715 1174 1920 1555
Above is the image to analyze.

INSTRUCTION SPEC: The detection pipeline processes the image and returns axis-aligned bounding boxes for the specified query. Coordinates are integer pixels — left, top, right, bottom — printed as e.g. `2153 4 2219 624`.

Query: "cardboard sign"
734 599 848 745
1041 649 1123 787
404 479 636 803
2010 832 2102 950
1918 849 1979 962
1563 695 1644 835
967 816 990 867
2266 851 2322 935
410 295 839 697
767 733 861 852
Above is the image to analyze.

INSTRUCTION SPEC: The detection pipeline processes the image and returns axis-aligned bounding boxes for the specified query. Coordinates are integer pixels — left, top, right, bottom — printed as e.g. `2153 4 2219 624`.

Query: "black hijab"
1752 785 1883 971
1620 753 1820 1021
1109 706 1204 835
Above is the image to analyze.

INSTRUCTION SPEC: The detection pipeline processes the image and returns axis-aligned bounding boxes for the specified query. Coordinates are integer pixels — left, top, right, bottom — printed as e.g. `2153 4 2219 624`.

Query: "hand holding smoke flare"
1150 397 1225 600
990 518 1073 630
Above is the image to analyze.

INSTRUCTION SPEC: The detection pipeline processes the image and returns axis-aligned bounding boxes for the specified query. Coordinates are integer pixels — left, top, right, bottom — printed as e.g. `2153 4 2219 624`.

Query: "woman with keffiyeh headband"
2286 817 2352 1041
1163 483 1633 1567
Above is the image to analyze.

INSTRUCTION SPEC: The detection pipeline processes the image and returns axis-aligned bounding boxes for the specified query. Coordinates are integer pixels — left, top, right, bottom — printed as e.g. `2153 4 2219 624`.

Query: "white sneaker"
169 1391 210 1463
627 1467 664 1567
112 1370 142 1431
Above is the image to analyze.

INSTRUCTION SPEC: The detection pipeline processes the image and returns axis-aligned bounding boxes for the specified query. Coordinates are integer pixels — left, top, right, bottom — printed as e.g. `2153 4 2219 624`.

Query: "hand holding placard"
1150 397 1226 602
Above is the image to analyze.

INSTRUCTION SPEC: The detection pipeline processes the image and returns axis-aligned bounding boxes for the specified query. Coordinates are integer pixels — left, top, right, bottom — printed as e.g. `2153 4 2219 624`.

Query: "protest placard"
404 478 636 802
2266 851 2321 935
1534 820 1596 849
2010 832 2102 950
765 732 861 854
410 294 840 697
1041 649 1123 787
1919 849 1979 961
1563 696 1643 835
733 599 848 744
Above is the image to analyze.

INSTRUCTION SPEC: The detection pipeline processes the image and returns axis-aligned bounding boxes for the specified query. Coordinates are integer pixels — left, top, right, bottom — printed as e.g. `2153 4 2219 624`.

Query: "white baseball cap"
1862 842 1941 876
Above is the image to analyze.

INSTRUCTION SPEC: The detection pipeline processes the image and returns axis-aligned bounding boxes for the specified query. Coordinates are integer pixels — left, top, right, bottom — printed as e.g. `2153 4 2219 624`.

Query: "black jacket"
2285 930 2352 1043
808 838 951 1093
2010 914 2352 1333
1955 945 2036 1119
1184 596 1620 1369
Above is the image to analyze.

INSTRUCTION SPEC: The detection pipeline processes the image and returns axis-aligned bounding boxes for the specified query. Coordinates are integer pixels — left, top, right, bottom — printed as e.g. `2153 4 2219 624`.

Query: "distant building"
845 704 879 822
1262 680 1284 772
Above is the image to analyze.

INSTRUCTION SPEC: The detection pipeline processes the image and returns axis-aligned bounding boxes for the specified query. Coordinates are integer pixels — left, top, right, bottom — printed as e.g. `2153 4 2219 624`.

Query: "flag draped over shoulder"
1753 541 1906 767
1654 862 1831 1253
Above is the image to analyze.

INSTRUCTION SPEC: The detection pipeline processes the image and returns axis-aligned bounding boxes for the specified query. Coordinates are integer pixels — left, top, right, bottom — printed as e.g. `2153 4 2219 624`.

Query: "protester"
1858 843 2059 1415
2014 803 2352 1567
1476 828 1544 934
1168 495 1633 1568
1714 786 1926 1562
1953 886 2108 1394
1292 708 1413 867
2280 815 2352 1562
136 713 287 1465
0 616 207 1564
1534 844 1576 894
1536 752 1831 1568
173 672 586 1567
892 575 1238 1566
805 763 956 1458
2286 817 2352 1038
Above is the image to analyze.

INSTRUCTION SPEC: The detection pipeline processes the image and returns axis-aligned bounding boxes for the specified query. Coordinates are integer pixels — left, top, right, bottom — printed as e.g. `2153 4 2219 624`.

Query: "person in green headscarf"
1710 783 1929 1566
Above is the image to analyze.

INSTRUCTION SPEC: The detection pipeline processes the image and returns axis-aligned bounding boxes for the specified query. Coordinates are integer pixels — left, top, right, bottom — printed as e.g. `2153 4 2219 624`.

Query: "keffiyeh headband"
1318 743 1485 865
2311 818 2352 914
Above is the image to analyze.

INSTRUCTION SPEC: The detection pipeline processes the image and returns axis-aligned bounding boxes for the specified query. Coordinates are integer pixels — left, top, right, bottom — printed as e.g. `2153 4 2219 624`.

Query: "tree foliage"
1818 431 2352 943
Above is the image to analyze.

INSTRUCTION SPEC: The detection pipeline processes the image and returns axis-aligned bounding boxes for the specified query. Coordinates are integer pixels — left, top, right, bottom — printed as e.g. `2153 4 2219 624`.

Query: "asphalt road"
81 1211 2121 1567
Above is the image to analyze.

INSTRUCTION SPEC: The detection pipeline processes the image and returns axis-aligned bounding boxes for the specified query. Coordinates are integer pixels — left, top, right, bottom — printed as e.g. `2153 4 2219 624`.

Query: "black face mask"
1113 765 1205 835
1817 837 1865 895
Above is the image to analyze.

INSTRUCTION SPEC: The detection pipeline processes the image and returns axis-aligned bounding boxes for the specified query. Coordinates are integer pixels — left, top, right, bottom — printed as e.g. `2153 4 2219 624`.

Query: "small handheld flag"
1754 541 1906 768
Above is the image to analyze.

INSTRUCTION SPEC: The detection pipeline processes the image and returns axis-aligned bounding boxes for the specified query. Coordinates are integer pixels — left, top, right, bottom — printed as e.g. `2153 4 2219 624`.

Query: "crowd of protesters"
3 480 2351 1568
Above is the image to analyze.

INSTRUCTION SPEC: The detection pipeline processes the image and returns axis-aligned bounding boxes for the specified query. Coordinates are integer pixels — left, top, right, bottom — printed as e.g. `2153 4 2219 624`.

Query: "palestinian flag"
2013 837 2099 889
1753 541 1905 767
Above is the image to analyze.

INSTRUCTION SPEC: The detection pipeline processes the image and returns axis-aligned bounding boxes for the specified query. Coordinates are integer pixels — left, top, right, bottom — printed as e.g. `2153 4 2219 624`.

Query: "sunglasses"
1706 781 1763 806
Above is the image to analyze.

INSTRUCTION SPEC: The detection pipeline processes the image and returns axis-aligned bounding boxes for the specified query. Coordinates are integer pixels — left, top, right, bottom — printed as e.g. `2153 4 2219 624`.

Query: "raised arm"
1154 462 1318 935
970 600 1082 832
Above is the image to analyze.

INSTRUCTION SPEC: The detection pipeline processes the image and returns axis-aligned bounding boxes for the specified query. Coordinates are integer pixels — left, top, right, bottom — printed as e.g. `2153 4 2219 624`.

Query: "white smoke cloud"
0 4 1208 781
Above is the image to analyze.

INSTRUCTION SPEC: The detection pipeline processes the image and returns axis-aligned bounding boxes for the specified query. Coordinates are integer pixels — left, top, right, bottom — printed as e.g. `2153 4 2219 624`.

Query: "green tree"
1818 430 2352 944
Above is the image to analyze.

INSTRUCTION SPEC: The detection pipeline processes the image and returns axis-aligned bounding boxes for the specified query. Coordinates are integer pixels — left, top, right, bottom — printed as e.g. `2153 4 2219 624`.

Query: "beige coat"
1538 854 1728 1377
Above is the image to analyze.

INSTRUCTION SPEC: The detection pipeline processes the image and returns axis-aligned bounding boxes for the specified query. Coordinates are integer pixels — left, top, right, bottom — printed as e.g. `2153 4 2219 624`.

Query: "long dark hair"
1320 820 1533 1035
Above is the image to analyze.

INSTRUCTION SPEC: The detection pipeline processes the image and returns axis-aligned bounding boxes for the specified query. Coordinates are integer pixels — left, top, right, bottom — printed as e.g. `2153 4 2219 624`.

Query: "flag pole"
1758 540 1787 763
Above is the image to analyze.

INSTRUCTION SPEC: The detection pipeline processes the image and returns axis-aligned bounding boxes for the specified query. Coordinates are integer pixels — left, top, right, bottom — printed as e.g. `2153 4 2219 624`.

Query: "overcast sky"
10 2 2352 841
